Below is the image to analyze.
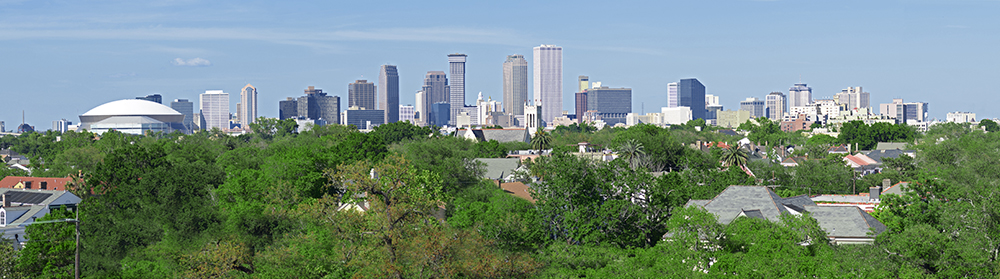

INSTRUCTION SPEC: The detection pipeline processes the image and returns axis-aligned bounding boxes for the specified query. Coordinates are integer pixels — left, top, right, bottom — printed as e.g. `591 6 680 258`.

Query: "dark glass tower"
679 78 706 120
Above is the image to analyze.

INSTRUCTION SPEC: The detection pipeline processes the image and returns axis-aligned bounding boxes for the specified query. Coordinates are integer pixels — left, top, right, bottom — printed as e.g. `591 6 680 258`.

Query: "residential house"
827 144 850 154
811 179 914 212
685 185 887 244
0 189 82 249
865 149 916 164
0 176 72 191
843 153 881 176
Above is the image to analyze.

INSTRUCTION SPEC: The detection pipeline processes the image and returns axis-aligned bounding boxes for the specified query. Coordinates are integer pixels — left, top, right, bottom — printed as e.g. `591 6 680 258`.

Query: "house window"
1 211 5 226
24 181 31 189
41 182 47 190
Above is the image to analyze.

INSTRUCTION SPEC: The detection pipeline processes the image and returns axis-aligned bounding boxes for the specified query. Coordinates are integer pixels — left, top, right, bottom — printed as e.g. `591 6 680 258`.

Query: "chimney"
870 187 880 202
2 193 9 207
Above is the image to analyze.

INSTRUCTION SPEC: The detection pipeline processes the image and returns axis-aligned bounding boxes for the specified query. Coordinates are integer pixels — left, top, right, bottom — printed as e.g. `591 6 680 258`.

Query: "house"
0 176 73 191
874 142 908 150
476 158 521 182
864 149 916 164
780 156 808 167
843 154 881 176
827 144 850 154
459 128 530 143
685 185 887 244
811 179 914 212
507 149 551 162
0 189 82 249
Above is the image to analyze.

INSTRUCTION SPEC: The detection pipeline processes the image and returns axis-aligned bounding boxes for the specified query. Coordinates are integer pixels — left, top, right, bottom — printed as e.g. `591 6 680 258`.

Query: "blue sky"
2 0 998 129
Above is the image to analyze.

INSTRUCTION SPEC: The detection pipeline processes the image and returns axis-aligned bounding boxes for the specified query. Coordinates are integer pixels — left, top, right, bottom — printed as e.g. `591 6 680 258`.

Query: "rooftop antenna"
22 110 25 125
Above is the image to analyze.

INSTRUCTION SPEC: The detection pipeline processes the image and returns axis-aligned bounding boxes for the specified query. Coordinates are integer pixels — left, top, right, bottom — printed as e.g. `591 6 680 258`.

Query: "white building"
662 106 693 125
200 90 230 131
78 99 186 135
399 105 415 124
533 45 562 125
946 112 976 123
667 82 679 108
524 100 542 135
835 86 870 110
765 91 786 120
788 83 812 108
705 94 720 107
476 93 502 127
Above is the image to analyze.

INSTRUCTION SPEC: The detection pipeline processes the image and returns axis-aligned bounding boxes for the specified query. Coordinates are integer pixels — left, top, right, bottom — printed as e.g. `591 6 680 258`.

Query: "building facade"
348 80 376 110
835 86 870 110
503 55 528 117
239 84 257 127
740 97 766 118
946 111 976 123
345 108 385 130
51 119 72 133
200 90 229 131
667 82 679 108
399 105 415 123
449 54 467 125
279 97 297 120
788 83 812 108
136 94 162 104
432 102 450 127
585 86 632 126
679 78 706 120
765 91 787 120
533 45 562 125
379 65 399 123
296 86 340 124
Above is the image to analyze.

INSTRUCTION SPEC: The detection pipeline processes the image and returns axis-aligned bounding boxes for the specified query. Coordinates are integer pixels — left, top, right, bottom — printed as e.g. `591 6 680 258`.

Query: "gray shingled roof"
803 206 887 238
480 129 530 143
864 149 915 164
701 186 789 224
875 142 908 150
685 199 711 208
475 158 520 180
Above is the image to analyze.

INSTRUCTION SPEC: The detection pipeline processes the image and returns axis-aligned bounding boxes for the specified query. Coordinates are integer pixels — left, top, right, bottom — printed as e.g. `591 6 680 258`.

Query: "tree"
17 207 76 279
979 119 999 132
369 121 435 144
248 117 298 141
719 144 748 168
615 139 646 169
530 128 552 151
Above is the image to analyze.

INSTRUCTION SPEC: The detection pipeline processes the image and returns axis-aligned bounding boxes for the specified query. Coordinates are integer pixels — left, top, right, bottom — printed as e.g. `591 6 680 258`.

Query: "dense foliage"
0 120 997 277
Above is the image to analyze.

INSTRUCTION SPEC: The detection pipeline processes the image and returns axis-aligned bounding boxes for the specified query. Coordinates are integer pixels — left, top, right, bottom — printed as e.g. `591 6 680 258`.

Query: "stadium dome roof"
82 99 181 116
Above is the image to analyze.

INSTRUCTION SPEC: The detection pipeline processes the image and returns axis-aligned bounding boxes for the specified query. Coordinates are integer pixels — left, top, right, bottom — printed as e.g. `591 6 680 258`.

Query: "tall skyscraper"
239 84 257 127
296 86 340 124
765 91 787 120
171 99 194 132
448 54 467 125
199 90 229 131
279 97 297 120
788 83 812 108
379 65 399 123
503 54 528 116
585 86 632 126
575 91 587 124
679 78 706 120
348 80 376 110
136 94 162 104
419 71 450 126
533 44 562 125
740 97 766 118
667 82 679 108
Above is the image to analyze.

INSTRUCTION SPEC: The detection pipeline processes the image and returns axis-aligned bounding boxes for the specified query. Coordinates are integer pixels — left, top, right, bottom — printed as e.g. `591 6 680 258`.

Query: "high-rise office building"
667 82 679 108
903 102 928 123
399 105 415 123
740 97 766 118
296 86 340 124
418 71 450 126
705 94 720 106
788 83 812 107
348 80 376 110
136 94 162 104
171 99 195 132
449 54 467 125
239 84 257 127
533 44 562 125
575 92 588 124
585 86 632 126
379 65 399 123
835 86 870 110
578 76 589 92
51 119 72 133
679 78 706 120
432 102 450 127
279 97 298 120
200 90 229 131
765 91 787 120
503 55 529 116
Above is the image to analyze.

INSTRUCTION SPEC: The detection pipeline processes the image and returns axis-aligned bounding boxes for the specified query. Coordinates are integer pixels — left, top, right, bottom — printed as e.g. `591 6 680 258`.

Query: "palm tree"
616 139 646 169
720 144 749 168
530 128 552 151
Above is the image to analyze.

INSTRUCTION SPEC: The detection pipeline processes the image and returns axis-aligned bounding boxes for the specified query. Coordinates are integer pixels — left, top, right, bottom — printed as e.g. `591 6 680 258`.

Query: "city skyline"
2 1 998 127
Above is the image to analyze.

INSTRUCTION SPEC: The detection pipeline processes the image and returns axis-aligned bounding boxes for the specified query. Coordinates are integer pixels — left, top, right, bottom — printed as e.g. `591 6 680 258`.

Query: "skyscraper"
788 83 812 107
419 71 450 126
585 85 632 126
533 44 562 125
449 54 467 125
503 54 528 116
667 82 679 108
296 86 340 124
679 78 706 120
171 99 194 132
279 97 297 120
199 90 229 131
379 65 399 123
740 97 766 118
835 86 870 110
348 80 376 110
578 76 589 92
239 84 257 127
765 91 787 120
136 94 162 104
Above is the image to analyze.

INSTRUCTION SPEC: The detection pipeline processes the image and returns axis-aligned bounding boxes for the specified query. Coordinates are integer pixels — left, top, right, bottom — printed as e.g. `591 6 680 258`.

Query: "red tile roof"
0 176 72 191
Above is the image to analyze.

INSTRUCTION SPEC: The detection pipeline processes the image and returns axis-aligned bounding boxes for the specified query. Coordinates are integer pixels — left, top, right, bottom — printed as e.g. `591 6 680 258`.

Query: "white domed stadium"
79 99 187 135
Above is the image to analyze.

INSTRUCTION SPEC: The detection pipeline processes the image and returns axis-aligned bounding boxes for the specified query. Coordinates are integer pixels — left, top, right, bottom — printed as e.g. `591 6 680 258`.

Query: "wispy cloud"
172 57 211 66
